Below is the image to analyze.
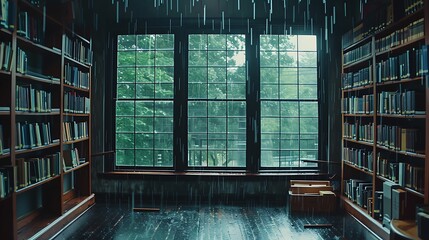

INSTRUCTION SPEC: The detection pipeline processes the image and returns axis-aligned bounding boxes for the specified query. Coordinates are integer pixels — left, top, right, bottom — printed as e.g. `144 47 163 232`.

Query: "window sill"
100 170 326 178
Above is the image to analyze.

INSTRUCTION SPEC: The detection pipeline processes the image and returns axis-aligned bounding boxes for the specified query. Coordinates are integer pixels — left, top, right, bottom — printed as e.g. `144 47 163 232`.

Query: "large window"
116 34 174 167
188 34 246 167
114 32 319 171
260 35 318 168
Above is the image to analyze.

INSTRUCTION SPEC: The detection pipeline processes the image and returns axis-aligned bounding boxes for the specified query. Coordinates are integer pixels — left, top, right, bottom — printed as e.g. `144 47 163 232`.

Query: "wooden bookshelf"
341 2 428 239
0 1 93 239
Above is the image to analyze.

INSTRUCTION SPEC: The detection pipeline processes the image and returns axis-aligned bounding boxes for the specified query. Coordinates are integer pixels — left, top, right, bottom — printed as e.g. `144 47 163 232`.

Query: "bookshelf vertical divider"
424 0 429 205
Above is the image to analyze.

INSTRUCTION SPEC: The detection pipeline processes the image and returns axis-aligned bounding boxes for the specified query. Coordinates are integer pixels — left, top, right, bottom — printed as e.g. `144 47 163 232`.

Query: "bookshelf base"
341 196 389 240
24 193 95 240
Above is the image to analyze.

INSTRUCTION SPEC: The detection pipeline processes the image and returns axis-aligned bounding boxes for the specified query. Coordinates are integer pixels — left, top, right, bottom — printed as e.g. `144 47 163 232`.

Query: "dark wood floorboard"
53 203 348 240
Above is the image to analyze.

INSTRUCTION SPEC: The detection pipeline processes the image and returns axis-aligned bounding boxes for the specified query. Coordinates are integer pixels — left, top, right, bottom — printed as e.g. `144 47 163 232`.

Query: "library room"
0 0 428 239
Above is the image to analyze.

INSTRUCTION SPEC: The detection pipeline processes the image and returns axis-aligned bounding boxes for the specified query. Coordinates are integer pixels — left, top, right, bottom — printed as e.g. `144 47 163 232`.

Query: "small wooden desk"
390 220 420 240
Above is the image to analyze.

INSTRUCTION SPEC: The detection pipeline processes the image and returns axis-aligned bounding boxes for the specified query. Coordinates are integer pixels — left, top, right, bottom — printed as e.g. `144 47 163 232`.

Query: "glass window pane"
117 51 135 66
281 118 299 133
260 68 278 84
154 150 173 166
281 133 299 150
116 117 134 132
118 68 135 83
279 35 297 50
208 51 226 66
156 34 174 50
300 118 318 133
155 83 174 98
136 68 154 83
280 52 297 67
135 150 153 166
260 51 278 67
189 51 207 66
300 102 318 117
189 34 207 50
189 67 207 83
299 85 317 99
208 35 226 50
135 133 153 148
299 68 317 84
260 35 278 50
155 118 173 133
298 35 317 51
228 102 246 117
156 51 174 66
156 67 174 83
135 117 153 132
228 84 245 99
135 101 153 116
208 118 226 133
261 118 280 133
155 101 173 117
117 83 135 99
208 67 226 83
227 35 245 50
299 52 317 67
136 51 154 66
208 84 226 99
116 149 135 166
228 118 246 132
136 84 154 99
261 102 280 117
208 134 226 149
281 102 299 117
116 101 134 116
280 85 298 99
227 151 245 167
137 35 155 50
189 118 207 133
280 68 297 84
116 133 134 148
118 35 136 50
189 83 207 99
208 101 226 116
227 51 246 66
189 101 207 117
261 85 279 99
227 67 245 83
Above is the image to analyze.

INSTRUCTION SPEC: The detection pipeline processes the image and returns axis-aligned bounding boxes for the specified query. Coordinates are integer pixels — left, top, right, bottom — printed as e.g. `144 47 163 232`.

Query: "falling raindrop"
344 1 347 17
333 6 336 24
222 11 225 30
238 0 240 11
292 5 295 23
116 1 119 23
250 28 253 45
253 2 255 20
204 5 206 25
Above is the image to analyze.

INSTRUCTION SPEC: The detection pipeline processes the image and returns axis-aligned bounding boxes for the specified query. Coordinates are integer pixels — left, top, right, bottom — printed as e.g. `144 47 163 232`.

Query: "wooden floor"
53 203 350 240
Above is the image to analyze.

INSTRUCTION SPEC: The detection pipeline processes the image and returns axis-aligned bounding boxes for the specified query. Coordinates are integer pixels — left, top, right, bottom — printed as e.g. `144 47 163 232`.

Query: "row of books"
344 179 384 220
342 95 374 114
376 125 424 153
415 46 429 77
16 47 27 74
63 121 88 142
341 65 372 89
64 36 92 65
343 147 373 172
378 90 425 115
404 0 424 16
375 18 424 53
0 41 13 71
15 122 53 150
15 84 53 112
0 0 16 30
343 41 371 65
376 155 399 182
64 91 90 114
15 152 61 190
0 168 10 198
17 11 44 44
63 148 85 171
0 124 4 155
343 122 374 143
342 23 364 49
64 63 90 89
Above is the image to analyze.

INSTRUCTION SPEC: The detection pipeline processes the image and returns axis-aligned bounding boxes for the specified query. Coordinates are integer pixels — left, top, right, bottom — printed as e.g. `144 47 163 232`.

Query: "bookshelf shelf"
63 161 89 174
16 73 61 86
15 111 60 116
63 84 90 93
15 142 60 156
343 113 374 117
64 55 91 69
376 76 424 87
0 111 10 115
375 8 424 39
343 35 372 52
15 175 60 195
0 69 12 76
342 84 374 92
0 153 11 159
376 145 426 159
343 161 373 176
376 114 426 119
17 211 60 240
63 113 90 117
0 28 12 36
16 36 62 56
375 36 425 57
342 55 373 70
343 138 374 147
63 137 89 145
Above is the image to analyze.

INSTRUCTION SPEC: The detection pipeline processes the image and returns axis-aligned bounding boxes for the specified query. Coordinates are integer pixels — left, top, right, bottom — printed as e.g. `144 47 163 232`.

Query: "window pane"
118 35 136 50
260 34 318 168
116 34 174 168
227 35 245 50
118 68 135 83
189 101 207 116
208 101 226 116
189 51 207 66
208 67 226 83
208 35 226 50
208 51 226 66
189 34 207 50
189 67 207 83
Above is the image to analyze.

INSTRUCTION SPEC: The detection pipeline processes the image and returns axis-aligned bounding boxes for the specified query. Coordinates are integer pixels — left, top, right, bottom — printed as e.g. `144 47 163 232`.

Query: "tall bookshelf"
0 0 94 239
341 1 428 239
